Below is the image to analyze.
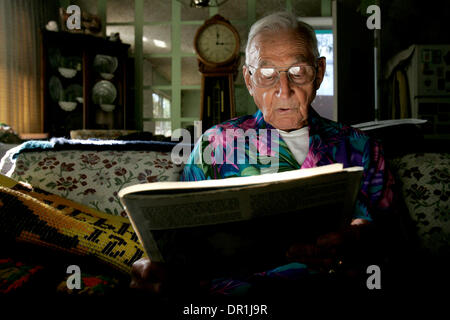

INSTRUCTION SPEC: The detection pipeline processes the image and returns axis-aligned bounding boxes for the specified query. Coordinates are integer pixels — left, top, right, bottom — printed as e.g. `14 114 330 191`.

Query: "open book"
119 164 363 277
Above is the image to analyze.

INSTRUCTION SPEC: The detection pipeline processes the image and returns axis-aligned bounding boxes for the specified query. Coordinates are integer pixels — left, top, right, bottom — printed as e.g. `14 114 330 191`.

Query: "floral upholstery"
390 153 450 256
9 149 184 217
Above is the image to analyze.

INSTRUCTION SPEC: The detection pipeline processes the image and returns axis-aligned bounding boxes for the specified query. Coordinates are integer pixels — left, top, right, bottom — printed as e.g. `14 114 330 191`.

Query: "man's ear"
314 56 326 90
243 65 254 96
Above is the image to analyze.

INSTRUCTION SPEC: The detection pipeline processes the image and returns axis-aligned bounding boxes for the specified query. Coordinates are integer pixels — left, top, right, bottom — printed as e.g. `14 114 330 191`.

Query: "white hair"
245 11 319 64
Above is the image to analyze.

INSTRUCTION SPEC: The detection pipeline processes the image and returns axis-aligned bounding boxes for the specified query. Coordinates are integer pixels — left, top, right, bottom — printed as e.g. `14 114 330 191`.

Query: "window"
313 29 335 120
152 92 171 137
316 30 333 97
298 15 336 121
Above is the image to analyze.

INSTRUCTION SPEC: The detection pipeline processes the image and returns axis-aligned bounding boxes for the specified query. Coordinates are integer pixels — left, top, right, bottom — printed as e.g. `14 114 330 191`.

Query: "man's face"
243 29 326 131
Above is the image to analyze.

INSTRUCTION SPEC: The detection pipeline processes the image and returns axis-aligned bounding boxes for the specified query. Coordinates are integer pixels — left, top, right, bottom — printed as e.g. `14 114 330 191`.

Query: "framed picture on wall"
58 7 102 37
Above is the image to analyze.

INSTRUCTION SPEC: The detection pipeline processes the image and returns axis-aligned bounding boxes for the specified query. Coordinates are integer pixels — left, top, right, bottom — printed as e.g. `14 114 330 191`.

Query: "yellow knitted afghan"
0 174 146 274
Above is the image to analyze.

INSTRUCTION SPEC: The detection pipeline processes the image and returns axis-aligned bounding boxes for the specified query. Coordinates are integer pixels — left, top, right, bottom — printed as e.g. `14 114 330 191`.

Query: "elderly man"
131 11 393 294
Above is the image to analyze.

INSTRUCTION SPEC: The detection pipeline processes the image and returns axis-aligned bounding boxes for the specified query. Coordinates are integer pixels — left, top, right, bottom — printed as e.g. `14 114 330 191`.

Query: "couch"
0 132 448 300
0 138 187 298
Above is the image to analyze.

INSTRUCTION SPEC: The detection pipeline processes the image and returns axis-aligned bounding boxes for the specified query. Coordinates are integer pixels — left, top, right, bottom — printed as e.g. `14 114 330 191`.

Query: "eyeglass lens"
252 65 315 87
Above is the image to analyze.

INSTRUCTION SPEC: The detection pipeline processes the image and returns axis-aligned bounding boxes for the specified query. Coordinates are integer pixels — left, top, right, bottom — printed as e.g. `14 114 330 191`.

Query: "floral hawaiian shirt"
181 107 394 221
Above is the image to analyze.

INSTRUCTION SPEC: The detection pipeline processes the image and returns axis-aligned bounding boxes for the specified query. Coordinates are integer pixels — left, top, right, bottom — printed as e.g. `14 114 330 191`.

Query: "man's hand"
130 257 167 294
286 219 371 270
286 242 335 270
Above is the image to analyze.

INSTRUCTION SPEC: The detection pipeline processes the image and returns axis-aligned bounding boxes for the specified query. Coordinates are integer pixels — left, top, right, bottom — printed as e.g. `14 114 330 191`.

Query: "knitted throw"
0 174 146 274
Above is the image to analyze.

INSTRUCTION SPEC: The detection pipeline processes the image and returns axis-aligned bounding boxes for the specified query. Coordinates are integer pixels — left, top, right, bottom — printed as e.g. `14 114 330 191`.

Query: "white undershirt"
277 127 309 166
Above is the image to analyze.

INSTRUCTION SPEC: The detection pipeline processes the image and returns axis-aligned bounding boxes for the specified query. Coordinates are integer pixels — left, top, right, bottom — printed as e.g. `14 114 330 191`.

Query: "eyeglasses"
246 63 317 88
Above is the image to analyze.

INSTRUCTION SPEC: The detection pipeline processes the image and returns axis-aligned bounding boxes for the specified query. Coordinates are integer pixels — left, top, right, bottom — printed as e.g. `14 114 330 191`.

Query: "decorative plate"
49 76 63 102
100 104 115 112
58 67 77 78
92 80 117 105
58 101 77 112
93 54 118 74
48 47 62 70
64 84 83 102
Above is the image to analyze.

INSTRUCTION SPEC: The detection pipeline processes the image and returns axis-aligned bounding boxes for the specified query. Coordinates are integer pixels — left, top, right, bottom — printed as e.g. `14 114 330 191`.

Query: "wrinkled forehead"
247 29 315 67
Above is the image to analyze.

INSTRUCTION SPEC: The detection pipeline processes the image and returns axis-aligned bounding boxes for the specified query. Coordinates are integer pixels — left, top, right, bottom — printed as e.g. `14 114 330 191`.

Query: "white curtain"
0 0 57 134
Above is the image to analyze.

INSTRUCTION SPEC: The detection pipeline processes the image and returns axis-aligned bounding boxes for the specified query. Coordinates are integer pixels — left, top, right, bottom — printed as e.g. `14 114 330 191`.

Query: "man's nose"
276 72 294 98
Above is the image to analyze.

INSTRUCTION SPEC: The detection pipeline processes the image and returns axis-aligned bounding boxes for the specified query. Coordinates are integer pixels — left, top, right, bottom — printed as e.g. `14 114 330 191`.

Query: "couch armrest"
389 153 450 257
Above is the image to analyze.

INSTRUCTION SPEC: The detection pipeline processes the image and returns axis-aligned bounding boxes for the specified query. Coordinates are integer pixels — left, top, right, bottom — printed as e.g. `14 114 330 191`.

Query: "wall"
380 0 450 120
335 0 375 124
335 0 450 124
381 0 450 67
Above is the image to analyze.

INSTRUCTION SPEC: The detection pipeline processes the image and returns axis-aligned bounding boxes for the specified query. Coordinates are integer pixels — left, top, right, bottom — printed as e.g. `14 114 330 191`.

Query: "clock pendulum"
194 14 240 132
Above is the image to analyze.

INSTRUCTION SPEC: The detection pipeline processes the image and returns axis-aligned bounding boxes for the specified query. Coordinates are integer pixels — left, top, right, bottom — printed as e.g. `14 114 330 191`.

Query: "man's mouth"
276 107 293 113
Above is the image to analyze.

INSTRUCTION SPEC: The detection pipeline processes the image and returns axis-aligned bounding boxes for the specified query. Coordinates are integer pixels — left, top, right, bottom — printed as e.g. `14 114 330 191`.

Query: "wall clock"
194 14 240 132
194 14 240 66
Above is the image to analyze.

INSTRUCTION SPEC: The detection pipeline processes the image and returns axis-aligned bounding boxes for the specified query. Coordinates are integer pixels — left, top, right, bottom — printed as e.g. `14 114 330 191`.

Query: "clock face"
195 23 239 64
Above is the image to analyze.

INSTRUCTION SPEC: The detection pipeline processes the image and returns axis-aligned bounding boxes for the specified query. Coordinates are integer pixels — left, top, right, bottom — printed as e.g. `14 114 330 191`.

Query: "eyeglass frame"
245 57 324 89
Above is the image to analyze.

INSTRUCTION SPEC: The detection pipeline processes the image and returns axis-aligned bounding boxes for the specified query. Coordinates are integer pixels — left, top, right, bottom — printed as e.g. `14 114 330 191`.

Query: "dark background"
336 0 450 124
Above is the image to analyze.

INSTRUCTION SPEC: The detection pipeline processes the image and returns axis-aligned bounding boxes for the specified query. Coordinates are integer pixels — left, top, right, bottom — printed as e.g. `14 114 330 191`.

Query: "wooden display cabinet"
40 30 133 137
